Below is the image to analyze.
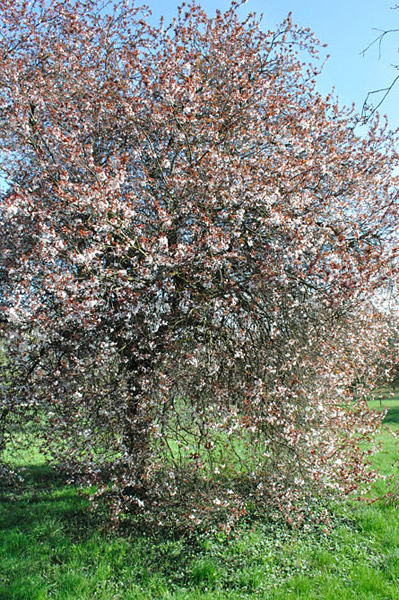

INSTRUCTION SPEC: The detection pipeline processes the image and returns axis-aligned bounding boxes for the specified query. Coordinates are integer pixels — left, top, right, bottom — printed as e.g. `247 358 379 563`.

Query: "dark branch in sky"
361 8 399 121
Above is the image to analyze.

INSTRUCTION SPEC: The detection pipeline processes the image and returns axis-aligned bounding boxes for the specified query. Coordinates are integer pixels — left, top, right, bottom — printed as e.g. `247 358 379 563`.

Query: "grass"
1 394 399 599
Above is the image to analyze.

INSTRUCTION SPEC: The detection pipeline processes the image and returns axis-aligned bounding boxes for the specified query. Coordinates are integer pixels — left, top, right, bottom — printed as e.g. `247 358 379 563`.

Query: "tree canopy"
0 0 398 528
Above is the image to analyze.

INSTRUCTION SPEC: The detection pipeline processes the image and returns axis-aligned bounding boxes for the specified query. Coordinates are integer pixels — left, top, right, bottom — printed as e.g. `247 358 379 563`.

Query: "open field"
1 393 399 599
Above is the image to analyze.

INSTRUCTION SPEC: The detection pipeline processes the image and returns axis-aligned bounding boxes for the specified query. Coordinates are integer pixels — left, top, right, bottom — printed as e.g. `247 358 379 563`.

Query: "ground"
1 391 399 599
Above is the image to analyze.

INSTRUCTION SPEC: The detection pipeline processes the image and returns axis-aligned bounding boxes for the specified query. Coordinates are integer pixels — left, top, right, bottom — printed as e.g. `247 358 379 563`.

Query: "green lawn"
1 395 399 599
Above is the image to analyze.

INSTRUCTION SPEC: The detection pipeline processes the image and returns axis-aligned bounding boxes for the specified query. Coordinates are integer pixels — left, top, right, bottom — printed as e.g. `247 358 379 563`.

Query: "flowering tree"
0 0 398 526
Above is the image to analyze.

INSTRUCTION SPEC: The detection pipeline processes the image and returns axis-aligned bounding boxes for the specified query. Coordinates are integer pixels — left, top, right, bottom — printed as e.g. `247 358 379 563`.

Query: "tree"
0 0 398 528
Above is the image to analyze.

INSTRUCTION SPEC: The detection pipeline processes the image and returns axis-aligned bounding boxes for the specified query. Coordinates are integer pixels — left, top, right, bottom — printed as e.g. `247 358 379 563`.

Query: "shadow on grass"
0 464 97 541
383 406 399 425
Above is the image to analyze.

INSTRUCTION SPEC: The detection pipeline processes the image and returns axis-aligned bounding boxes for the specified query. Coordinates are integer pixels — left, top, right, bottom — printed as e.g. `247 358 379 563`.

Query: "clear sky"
146 0 399 131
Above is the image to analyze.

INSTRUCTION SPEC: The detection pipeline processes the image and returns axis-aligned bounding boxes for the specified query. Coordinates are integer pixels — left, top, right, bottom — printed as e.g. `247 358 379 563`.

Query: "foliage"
0 0 398 526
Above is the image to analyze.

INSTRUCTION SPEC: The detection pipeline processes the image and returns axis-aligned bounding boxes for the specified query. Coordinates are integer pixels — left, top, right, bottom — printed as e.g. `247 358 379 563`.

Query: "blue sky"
146 0 399 131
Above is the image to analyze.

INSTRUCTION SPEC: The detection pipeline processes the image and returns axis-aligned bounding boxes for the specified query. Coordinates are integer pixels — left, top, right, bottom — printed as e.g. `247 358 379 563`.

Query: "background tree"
0 0 398 527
